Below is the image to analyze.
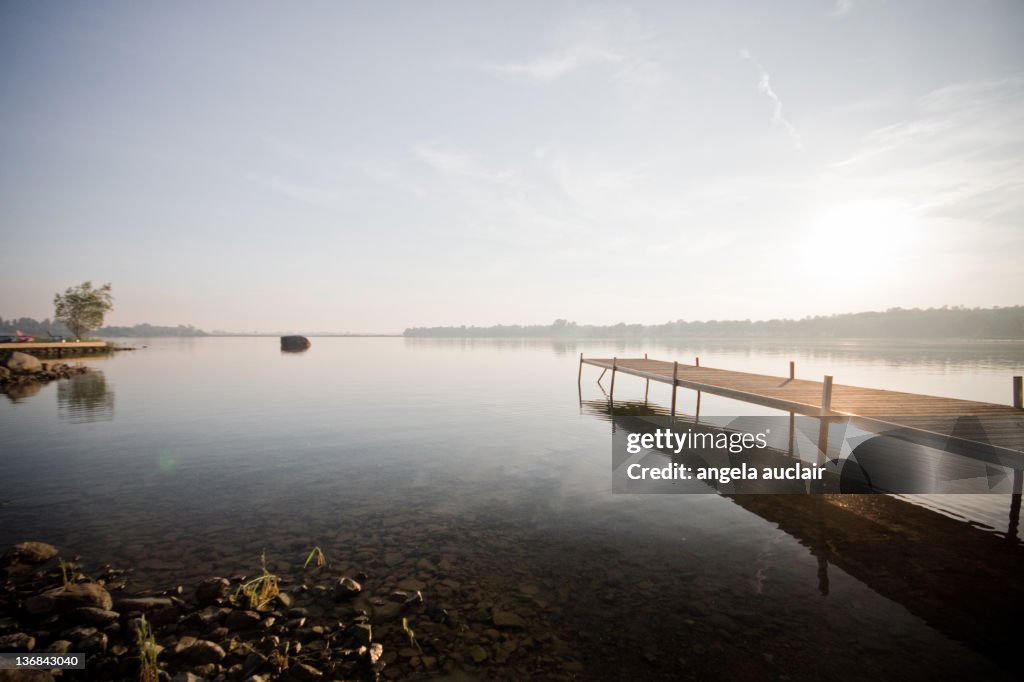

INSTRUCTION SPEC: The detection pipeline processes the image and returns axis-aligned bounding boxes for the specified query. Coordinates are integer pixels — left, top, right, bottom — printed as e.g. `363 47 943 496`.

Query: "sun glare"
799 200 921 283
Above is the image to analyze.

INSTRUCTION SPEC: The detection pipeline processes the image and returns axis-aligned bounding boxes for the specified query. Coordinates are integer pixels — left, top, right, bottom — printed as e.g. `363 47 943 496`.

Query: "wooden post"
643 353 649 403
670 361 679 418
695 390 702 423
695 357 700 367
1010 469 1023 541
788 411 795 456
1014 376 1023 409
577 353 583 386
789 361 795 380
817 376 833 466
821 375 833 414
610 357 617 402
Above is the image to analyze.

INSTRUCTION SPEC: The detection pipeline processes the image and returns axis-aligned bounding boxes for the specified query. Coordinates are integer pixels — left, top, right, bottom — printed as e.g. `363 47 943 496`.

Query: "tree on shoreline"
54 281 114 340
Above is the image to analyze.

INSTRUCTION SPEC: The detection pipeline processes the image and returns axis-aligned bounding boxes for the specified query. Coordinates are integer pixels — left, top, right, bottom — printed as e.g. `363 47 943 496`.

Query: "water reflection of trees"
58 371 115 423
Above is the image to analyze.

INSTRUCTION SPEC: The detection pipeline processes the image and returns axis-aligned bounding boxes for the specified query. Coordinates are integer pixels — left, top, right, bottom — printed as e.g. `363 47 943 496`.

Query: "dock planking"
581 356 1024 460
0 341 107 350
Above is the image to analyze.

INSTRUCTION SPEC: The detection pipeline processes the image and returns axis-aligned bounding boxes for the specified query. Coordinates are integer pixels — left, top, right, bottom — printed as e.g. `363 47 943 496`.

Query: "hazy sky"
1 1 1022 333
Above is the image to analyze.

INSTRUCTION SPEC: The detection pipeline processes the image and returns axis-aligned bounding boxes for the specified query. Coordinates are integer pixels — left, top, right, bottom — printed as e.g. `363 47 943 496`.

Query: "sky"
1 0 1022 333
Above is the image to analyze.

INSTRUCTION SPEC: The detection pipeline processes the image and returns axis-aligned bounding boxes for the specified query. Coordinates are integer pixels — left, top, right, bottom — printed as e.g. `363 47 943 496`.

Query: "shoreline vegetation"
3 305 1023 340
404 306 1024 339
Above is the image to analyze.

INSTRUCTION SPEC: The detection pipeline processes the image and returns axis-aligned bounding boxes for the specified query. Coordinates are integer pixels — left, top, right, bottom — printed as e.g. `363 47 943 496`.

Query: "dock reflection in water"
583 396 1024 671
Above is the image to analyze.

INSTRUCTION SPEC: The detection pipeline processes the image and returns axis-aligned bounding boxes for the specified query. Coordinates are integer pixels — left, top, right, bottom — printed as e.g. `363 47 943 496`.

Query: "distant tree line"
0 317 209 338
404 306 1024 340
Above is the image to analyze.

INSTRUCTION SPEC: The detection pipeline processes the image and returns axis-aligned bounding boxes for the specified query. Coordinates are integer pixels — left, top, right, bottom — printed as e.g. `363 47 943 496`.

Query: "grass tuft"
303 545 327 570
402 616 422 652
136 614 159 682
236 552 280 610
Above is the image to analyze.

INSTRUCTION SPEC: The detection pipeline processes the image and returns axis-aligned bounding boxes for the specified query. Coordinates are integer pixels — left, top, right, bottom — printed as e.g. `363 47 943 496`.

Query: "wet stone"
175 639 226 665
0 633 35 652
287 662 323 681
225 609 262 631
70 607 120 625
334 577 362 600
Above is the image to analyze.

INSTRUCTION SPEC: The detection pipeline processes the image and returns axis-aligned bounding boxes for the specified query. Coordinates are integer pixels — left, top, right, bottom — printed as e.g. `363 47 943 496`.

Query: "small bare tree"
54 281 114 340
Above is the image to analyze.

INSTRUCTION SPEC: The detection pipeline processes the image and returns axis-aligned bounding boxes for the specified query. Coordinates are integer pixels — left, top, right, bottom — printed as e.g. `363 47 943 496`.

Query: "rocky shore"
0 353 92 400
0 540 546 682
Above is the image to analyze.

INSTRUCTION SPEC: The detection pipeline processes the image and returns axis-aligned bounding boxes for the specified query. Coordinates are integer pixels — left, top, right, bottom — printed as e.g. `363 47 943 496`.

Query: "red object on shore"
15 329 35 342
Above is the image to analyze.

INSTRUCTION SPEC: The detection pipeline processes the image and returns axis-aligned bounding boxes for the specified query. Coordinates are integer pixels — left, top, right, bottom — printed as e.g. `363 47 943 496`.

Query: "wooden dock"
0 341 109 356
580 356 1024 467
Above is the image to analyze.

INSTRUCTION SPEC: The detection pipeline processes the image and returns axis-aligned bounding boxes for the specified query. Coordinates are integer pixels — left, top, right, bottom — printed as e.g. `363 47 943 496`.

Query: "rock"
280 336 311 352
1 542 58 570
172 674 207 682
175 640 226 665
287 663 323 681
367 643 384 665
5 352 42 373
469 645 488 663
334 577 361 600
26 582 113 614
70 607 120 625
115 596 174 611
348 623 372 646
241 652 268 677
194 577 230 606
49 640 73 654
79 632 108 653
0 633 35 652
492 608 527 629
0 366 10 380
225 609 262 631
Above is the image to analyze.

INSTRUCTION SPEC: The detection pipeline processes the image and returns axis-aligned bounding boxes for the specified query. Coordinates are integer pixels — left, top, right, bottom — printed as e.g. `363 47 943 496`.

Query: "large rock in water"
280 335 311 352
6 352 42 373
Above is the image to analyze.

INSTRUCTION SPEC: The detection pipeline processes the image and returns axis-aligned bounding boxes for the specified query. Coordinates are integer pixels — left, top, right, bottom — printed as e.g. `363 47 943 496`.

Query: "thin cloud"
740 49 804 151
246 173 355 208
483 45 624 82
413 142 517 184
827 76 1024 224
833 0 855 17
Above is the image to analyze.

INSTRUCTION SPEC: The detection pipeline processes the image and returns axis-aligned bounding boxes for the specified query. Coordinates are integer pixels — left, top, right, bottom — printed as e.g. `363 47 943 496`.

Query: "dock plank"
582 357 1024 457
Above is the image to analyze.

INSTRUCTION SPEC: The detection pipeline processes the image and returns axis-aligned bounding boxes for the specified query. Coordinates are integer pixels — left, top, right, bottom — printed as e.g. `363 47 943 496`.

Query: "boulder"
280 335 311 352
5 352 42 373
1 542 58 572
25 582 113 615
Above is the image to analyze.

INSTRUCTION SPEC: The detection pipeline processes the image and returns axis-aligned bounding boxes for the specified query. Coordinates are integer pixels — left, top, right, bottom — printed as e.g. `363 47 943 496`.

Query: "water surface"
2 337 1022 680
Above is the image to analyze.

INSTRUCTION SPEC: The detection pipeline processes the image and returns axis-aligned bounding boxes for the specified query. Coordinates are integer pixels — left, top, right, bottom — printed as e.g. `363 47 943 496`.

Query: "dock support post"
1014 376 1023 409
610 358 617 403
1010 469 1023 541
695 357 700 367
577 353 583 386
670 361 679 419
821 375 833 413
817 376 834 466
788 412 795 456
789 361 795 380
644 353 649 404
695 390 701 423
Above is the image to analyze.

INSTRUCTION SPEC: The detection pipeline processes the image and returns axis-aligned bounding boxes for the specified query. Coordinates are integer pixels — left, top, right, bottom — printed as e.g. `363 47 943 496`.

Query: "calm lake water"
2 337 1023 680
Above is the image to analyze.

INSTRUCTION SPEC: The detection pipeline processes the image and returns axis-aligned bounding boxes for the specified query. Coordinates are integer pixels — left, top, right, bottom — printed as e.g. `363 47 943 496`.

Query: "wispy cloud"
833 0 855 17
246 173 354 208
480 6 664 95
413 142 517 184
827 75 1024 226
483 45 623 82
740 49 804 151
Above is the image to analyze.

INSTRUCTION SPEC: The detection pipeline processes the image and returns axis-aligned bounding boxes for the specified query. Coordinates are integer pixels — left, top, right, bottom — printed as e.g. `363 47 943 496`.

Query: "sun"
799 200 921 282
